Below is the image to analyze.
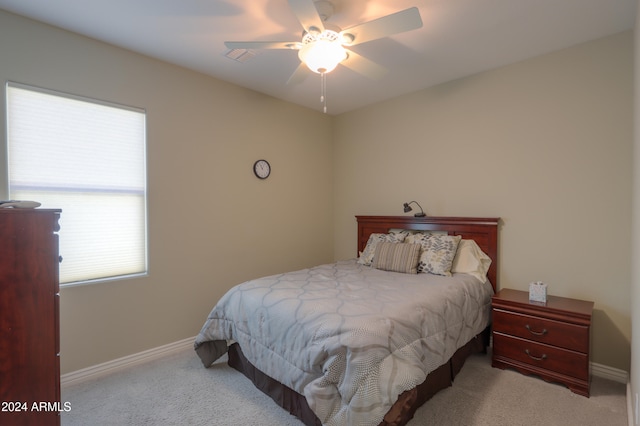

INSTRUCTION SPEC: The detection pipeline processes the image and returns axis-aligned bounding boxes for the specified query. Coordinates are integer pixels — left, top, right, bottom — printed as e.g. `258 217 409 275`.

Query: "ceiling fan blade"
341 49 387 80
341 7 423 46
225 41 301 50
288 0 325 33
286 62 309 85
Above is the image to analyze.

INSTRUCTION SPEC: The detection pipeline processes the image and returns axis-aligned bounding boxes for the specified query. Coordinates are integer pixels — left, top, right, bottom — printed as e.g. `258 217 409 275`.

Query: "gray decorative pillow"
373 242 421 274
406 233 462 276
358 232 407 266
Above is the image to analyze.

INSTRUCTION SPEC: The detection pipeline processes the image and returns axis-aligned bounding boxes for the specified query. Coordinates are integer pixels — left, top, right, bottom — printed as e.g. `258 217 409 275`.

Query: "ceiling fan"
225 0 423 112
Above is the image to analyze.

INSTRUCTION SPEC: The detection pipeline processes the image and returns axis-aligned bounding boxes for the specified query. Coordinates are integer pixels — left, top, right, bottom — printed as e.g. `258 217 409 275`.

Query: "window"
6 82 147 285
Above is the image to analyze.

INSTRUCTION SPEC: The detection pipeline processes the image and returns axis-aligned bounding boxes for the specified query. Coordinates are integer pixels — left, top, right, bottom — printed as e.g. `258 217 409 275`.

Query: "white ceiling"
0 0 636 115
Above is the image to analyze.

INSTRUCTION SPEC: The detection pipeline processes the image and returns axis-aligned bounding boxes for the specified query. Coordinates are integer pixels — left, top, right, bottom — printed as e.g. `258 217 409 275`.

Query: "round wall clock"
253 159 271 179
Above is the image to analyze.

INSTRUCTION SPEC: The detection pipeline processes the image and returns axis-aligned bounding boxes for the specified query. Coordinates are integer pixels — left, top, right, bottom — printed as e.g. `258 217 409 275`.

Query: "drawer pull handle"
525 349 547 361
525 324 547 336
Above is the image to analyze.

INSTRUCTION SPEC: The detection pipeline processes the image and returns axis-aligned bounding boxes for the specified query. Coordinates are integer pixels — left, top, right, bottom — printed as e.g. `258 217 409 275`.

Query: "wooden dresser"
0 209 62 425
491 288 593 397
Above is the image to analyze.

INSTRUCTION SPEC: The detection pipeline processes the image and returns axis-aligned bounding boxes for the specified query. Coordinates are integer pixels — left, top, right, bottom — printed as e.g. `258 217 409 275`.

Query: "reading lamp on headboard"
403 201 426 217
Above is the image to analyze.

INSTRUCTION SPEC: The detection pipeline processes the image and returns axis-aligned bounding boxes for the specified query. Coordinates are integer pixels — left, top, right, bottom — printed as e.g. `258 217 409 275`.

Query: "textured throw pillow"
358 232 407 266
372 242 421 274
451 239 492 282
406 233 462 276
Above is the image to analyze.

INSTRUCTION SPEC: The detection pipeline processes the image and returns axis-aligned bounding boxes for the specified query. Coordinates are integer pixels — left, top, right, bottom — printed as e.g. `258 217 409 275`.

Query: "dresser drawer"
493 309 589 353
493 333 589 380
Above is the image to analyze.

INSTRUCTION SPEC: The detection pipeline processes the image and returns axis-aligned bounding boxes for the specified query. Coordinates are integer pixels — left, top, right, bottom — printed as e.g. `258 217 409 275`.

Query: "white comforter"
194 259 493 426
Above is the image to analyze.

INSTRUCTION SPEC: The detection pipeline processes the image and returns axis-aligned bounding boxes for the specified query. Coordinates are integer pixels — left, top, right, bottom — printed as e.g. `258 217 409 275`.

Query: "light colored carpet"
61 347 627 426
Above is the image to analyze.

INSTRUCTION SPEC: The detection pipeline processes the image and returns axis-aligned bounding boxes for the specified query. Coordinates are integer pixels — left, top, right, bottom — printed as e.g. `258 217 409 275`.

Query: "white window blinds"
6 82 148 285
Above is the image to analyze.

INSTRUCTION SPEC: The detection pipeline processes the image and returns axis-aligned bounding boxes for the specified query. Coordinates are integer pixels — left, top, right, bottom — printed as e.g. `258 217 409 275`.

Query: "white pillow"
451 239 492 282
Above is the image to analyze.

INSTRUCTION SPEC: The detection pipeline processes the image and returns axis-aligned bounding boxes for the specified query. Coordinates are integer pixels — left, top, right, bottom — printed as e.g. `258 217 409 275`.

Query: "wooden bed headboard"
356 216 500 292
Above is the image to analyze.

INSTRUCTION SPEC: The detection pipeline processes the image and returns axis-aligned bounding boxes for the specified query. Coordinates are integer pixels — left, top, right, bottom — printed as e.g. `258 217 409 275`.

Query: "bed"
195 215 500 426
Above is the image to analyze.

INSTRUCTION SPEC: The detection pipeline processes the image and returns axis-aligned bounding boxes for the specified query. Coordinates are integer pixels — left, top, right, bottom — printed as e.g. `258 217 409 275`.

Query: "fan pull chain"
320 71 327 114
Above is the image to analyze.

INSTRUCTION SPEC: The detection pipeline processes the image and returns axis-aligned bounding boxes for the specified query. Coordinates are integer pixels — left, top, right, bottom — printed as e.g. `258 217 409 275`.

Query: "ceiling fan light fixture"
223 2 423 113
298 29 347 74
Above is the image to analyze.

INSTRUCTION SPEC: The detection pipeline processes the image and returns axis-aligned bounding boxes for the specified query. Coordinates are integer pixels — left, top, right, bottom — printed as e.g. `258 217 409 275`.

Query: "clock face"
253 159 271 179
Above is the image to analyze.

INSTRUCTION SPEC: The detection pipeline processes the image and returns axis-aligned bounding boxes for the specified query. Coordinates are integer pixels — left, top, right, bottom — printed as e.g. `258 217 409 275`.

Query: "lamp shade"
403 201 426 217
298 33 347 74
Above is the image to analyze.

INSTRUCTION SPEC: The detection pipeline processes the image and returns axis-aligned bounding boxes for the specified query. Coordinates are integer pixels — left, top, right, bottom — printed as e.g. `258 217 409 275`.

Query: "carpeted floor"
61 346 627 426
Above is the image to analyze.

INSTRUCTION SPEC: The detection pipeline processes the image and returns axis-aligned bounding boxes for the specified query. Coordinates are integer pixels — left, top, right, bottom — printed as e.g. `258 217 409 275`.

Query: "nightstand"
491 288 594 397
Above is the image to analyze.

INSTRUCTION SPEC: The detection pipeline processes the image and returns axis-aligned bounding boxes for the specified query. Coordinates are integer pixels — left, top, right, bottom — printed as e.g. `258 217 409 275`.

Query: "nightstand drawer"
493 333 589 380
493 309 589 352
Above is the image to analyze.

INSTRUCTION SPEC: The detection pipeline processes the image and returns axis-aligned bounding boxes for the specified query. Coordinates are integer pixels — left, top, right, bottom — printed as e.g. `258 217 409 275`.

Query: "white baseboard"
62 337 629 389
591 361 628 384
61 336 195 387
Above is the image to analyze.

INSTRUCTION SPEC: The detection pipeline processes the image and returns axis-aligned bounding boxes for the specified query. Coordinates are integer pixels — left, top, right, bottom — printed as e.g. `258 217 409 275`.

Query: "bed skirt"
227 326 490 426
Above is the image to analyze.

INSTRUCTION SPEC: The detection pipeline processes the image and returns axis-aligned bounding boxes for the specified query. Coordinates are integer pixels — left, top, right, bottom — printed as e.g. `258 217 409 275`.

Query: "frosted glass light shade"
298 37 347 73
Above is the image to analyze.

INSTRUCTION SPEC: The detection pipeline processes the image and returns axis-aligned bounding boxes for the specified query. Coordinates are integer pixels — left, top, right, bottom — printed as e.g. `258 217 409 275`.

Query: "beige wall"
333 32 633 371
631 0 639 420
0 10 334 374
